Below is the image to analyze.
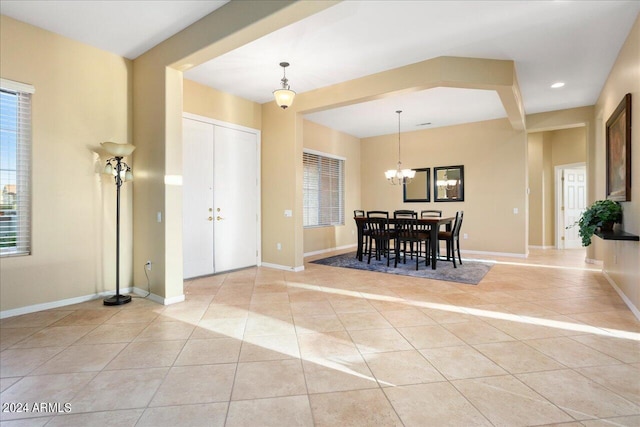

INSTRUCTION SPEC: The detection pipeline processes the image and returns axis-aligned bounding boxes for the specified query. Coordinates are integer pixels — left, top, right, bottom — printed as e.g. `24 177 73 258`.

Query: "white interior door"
563 167 586 249
183 117 259 278
213 125 258 272
183 118 215 278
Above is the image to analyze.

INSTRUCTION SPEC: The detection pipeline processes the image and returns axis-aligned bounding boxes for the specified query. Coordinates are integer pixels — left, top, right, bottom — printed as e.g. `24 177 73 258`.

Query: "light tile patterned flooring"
1 248 639 426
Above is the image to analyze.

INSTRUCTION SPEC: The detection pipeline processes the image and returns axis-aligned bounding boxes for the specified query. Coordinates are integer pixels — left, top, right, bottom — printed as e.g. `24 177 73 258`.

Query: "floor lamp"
101 141 135 306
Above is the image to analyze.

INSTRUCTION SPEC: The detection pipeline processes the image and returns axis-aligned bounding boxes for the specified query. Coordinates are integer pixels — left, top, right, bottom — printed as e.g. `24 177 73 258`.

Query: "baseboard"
585 258 604 266
460 249 528 259
261 262 305 272
528 245 555 249
0 286 183 319
304 244 357 258
602 270 640 321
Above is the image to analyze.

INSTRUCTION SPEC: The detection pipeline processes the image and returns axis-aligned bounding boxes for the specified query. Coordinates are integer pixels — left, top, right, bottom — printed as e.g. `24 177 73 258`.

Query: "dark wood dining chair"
438 210 464 268
394 217 430 270
420 210 442 218
420 210 443 257
393 210 417 259
366 211 394 266
354 210 370 259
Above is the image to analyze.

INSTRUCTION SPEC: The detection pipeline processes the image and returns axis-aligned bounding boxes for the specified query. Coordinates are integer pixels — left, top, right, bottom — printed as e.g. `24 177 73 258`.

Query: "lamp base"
103 294 132 306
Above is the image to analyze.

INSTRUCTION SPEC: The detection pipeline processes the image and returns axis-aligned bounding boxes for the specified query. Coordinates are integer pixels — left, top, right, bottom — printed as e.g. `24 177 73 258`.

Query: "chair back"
367 210 389 219
420 210 442 218
394 210 417 219
354 210 365 217
394 217 419 239
452 211 464 237
366 212 390 237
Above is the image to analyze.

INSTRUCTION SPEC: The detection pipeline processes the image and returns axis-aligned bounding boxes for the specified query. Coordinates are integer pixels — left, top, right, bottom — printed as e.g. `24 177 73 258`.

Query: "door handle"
208 216 213 221
217 216 225 221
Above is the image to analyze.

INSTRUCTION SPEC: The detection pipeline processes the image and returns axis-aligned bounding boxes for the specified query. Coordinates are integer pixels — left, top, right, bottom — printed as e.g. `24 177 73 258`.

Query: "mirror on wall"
403 168 430 202
434 165 464 202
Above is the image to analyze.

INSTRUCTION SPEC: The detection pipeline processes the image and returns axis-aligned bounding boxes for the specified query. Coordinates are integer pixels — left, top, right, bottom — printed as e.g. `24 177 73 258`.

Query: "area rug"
310 252 493 285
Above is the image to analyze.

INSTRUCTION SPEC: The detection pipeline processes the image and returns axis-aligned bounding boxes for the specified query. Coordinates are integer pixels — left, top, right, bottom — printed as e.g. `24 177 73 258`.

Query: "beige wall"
362 118 528 255
0 16 132 312
183 79 261 130
594 14 640 314
528 133 544 246
302 120 361 254
550 127 586 166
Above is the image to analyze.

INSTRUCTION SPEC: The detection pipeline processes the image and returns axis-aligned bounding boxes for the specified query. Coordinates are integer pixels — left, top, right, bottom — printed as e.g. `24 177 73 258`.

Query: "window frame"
0 78 34 257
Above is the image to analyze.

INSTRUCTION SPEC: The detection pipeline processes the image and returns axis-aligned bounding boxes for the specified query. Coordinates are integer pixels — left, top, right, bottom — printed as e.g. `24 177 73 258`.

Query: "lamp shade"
101 141 135 157
273 88 296 109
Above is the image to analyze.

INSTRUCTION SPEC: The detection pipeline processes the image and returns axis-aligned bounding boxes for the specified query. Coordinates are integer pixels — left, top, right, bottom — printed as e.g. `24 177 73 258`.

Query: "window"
0 79 33 256
303 150 344 227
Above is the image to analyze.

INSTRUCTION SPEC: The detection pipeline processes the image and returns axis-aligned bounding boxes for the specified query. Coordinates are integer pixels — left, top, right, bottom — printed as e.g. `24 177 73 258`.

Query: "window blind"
0 79 34 257
303 151 344 227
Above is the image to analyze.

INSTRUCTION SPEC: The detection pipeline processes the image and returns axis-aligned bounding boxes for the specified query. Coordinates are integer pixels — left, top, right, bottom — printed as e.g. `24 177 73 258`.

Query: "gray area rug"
310 252 493 285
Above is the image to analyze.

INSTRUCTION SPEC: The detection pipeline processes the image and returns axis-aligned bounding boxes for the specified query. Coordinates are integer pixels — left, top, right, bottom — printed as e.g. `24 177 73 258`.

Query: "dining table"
354 216 455 270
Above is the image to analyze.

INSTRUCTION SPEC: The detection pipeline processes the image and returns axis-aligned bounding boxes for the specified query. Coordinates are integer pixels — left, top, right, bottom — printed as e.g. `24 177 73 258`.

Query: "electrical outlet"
277 243 282 250
463 233 468 240
145 260 152 271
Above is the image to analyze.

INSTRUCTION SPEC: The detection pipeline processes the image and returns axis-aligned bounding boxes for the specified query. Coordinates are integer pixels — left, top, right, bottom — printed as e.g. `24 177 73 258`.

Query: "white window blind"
303 151 344 227
0 79 34 257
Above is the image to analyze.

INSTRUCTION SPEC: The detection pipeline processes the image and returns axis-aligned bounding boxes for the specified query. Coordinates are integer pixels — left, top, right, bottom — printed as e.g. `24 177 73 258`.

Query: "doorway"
182 114 261 278
555 163 586 249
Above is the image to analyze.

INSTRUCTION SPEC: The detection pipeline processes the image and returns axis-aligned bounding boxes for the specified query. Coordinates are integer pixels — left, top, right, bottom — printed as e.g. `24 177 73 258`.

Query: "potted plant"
569 199 622 246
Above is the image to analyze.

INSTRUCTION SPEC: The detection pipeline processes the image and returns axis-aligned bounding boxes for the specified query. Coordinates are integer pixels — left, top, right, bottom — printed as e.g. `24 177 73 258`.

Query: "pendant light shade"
273 62 296 109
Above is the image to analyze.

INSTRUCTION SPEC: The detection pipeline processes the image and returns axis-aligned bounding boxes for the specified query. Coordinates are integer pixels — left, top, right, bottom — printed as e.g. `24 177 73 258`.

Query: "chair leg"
451 239 457 268
386 239 391 267
456 238 462 265
394 241 400 268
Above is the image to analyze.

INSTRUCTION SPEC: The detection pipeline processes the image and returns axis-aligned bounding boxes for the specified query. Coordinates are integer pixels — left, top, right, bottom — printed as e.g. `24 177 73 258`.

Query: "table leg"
356 220 364 261
430 224 438 270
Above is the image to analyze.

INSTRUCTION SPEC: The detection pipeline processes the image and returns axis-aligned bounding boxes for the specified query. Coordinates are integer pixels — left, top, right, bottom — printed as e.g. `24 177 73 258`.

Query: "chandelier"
273 62 296 109
385 110 415 185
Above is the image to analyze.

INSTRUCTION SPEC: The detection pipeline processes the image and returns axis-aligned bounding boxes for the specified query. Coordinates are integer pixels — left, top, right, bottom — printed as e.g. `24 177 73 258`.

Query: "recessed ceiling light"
551 82 565 89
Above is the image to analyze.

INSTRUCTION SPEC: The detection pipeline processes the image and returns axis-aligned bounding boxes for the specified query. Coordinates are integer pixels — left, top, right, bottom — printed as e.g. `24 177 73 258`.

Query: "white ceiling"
0 0 229 59
3 1 639 138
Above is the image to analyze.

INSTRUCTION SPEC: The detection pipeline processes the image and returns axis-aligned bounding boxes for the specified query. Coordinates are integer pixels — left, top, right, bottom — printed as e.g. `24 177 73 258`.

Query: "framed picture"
434 165 464 202
606 93 632 201
403 168 430 202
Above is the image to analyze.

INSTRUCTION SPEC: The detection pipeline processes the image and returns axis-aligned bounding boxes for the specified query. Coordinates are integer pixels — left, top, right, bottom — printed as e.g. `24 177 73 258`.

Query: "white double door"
182 116 259 278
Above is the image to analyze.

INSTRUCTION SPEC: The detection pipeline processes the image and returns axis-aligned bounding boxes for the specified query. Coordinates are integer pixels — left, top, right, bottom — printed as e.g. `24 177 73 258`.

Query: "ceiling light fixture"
273 62 296 109
551 82 565 89
385 110 415 185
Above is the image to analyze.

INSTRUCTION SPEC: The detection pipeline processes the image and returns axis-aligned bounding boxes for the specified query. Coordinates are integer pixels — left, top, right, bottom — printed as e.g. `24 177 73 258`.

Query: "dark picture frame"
403 168 430 202
434 165 464 202
606 93 632 201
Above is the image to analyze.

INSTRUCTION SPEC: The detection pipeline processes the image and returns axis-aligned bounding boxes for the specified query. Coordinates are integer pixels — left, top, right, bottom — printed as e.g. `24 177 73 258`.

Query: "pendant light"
385 110 415 184
273 62 296 109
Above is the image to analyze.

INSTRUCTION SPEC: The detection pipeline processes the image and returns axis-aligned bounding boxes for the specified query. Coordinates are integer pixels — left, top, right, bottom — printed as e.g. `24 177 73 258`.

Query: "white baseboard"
304 244 357 258
0 291 113 319
162 294 186 305
0 286 184 319
261 262 305 272
585 258 604 266
460 249 528 259
528 245 555 249
602 270 640 321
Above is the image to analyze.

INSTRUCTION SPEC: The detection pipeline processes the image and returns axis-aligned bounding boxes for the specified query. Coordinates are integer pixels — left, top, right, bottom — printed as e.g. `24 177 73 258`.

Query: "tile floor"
1 248 639 426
